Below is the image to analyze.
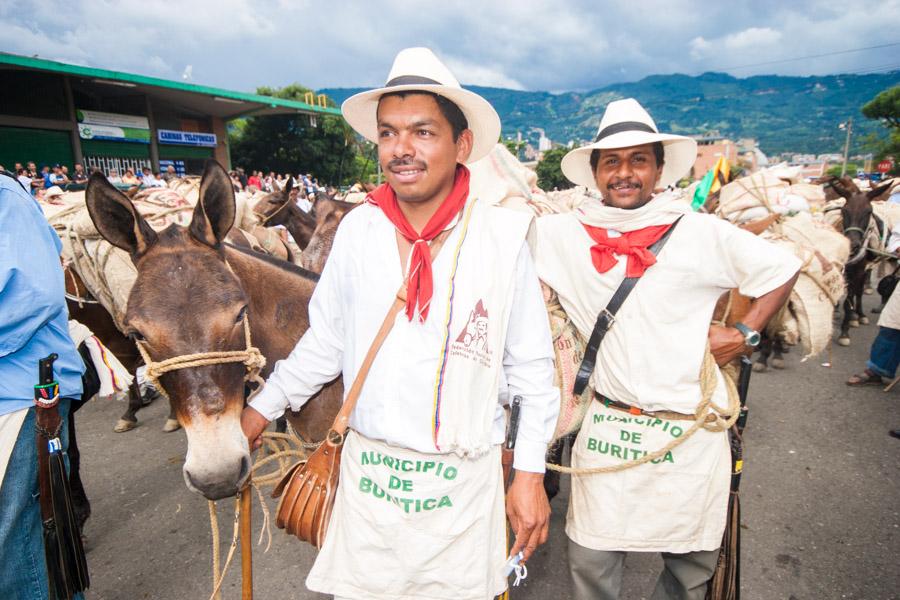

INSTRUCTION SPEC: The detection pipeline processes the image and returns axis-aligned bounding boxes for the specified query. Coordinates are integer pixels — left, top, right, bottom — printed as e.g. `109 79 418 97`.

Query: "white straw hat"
44 185 65 198
561 98 698 190
341 47 501 163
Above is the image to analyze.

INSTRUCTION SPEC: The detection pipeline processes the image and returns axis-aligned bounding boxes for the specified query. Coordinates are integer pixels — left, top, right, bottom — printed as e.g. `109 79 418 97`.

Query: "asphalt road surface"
75 316 899 600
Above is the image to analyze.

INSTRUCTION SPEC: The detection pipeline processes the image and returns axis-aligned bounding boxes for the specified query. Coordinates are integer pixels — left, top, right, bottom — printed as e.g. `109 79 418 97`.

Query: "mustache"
387 157 427 170
606 179 642 190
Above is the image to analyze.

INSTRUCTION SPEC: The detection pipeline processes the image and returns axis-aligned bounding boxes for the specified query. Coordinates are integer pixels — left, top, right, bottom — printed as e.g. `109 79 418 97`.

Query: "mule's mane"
224 242 321 282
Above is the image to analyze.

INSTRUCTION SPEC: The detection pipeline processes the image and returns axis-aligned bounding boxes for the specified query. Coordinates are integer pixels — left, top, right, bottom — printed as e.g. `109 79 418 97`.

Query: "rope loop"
135 317 266 402
547 344 740 475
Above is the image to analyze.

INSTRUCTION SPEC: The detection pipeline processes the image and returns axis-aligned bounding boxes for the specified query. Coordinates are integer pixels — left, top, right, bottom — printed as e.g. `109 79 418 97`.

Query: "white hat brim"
561 131 698 190
341 84 501 164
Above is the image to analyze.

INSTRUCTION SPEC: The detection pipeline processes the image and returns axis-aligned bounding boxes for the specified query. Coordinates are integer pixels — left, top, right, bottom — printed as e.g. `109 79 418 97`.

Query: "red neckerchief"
367 165 470 322
581 223 673 278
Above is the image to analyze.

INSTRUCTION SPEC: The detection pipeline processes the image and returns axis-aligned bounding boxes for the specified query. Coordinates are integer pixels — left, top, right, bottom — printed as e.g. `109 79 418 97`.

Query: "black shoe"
890 430 900 440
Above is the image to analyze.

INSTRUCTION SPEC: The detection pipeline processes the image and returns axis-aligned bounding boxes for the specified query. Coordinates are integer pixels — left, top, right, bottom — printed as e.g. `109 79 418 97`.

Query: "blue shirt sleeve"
0 178 67 358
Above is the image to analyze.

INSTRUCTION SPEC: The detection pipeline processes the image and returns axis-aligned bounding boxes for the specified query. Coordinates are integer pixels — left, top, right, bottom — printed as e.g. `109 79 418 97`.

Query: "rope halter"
134 316 266 403
253 195 293 226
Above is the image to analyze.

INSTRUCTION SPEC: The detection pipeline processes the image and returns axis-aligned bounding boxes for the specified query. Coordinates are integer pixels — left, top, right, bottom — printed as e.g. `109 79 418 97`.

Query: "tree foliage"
535 147 574 191
862 86 900 130
861 86 900 174
229 83 376 185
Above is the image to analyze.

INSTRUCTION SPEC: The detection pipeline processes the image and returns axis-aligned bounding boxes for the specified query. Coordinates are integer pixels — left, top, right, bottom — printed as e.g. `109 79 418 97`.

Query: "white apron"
878 285 900 330
306 430 507 600
567 399 731 553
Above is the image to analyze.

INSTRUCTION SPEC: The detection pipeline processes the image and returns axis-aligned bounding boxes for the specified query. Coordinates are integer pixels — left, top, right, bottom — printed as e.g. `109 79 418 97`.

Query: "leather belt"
594 392 704 422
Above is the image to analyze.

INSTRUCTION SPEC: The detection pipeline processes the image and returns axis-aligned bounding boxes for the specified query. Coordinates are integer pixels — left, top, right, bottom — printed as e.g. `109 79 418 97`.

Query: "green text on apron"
567 400 731 553
306 430 507 600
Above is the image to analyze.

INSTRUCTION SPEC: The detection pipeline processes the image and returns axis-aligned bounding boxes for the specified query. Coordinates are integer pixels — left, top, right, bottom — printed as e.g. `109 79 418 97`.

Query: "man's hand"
241 406 270 451
506 470 550 562
708 324 748 366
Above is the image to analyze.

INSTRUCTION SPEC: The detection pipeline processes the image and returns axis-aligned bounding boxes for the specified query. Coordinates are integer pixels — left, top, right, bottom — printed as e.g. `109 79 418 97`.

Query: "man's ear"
455 129 475 164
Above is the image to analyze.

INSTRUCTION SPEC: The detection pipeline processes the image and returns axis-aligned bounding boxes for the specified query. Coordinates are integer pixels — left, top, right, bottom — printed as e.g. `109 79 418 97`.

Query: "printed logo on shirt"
449 299 492 368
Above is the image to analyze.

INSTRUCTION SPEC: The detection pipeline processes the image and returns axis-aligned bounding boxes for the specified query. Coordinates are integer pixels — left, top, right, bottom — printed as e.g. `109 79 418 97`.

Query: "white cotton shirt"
250 202 559 472
534 210 802 413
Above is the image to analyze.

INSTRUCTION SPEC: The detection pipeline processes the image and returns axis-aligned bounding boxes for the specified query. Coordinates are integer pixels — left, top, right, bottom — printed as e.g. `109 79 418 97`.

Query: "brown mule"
86 160 342 500
253 183 356 273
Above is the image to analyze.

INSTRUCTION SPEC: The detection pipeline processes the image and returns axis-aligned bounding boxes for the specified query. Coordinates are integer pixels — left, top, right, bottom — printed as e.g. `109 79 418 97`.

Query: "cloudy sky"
2 0 898 93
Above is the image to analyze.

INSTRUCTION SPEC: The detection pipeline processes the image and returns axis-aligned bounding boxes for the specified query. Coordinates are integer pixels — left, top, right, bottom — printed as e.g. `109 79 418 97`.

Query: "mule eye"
127 330 145 342
235 306 248 324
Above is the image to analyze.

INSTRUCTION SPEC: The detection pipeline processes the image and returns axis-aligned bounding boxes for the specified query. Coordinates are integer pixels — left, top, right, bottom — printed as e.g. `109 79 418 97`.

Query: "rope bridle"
843 218 878 266
253 196 293 226
133 316 266 403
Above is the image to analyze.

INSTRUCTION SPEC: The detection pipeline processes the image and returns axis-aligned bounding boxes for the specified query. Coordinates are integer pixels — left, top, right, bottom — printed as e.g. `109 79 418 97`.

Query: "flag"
692 156 731 211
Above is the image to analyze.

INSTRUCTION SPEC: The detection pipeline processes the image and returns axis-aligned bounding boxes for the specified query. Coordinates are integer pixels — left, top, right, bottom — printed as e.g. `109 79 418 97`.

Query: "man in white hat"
532 98 801 599
242 47 559 599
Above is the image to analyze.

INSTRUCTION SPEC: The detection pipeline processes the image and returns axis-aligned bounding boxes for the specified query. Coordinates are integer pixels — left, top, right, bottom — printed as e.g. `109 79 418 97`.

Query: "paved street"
76 317 899 600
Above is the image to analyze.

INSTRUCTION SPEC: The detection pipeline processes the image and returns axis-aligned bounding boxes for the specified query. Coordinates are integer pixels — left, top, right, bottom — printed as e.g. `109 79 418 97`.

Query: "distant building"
538 131 553 152
786 153 827 179
691 132 738 179
791 154 817 164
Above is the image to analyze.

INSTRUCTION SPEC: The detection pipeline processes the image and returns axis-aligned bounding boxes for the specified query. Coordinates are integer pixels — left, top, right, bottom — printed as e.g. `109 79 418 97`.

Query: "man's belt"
594 392 714 422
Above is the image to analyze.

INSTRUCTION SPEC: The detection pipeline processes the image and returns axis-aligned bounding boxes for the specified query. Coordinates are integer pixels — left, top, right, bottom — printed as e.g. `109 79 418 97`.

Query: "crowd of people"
0 161 188 197
228 167 334 201
1 161 338 206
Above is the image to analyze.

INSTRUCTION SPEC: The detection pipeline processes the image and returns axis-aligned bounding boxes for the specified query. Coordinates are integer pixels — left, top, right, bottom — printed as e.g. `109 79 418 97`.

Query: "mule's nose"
183 454 252 501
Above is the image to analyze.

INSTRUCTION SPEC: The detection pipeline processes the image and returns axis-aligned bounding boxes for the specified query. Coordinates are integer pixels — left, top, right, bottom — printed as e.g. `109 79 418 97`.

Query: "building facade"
0 53 340 176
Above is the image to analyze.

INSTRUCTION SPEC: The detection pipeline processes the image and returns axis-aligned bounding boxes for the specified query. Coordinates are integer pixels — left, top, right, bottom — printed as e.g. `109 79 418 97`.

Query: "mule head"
838 182 892 258
300 198 356 273
253 177 294 227
87 160 252 500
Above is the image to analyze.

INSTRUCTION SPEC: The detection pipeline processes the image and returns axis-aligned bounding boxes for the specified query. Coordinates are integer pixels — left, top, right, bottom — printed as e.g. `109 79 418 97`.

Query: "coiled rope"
547 345 740 475
206 423 322 600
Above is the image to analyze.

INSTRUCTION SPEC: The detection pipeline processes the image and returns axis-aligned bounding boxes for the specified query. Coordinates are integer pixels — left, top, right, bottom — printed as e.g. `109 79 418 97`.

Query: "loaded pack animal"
829 178 893 346
252 180 356 273
85 161 343 499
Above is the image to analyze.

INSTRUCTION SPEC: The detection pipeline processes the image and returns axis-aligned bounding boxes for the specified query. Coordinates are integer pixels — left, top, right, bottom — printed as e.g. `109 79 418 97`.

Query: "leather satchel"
273 231 449 548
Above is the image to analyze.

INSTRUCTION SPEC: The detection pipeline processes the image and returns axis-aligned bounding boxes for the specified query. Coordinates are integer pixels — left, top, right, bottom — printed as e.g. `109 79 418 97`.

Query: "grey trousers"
568 537 719 600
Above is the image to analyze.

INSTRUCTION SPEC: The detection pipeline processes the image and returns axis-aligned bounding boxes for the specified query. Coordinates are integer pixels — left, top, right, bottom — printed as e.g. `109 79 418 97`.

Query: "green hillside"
322 71 900 156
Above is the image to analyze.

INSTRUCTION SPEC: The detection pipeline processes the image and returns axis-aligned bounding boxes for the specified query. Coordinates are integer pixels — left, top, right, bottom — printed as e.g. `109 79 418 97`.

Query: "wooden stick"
240 486 253 600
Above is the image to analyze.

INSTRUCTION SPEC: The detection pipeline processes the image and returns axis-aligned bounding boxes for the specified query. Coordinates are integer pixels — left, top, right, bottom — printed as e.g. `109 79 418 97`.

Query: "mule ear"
190 160 235 247
282 176 293 199
830 177 854 199
86 172 157 258
868 181 892 200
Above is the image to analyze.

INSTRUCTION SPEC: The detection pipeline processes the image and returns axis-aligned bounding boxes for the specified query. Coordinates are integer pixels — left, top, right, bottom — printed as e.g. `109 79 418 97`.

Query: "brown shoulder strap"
330 230 451 436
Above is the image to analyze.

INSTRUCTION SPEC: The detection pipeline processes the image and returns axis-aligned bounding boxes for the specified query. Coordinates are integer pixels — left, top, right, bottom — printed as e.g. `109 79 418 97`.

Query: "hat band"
595 121 657 142
385 75 442 87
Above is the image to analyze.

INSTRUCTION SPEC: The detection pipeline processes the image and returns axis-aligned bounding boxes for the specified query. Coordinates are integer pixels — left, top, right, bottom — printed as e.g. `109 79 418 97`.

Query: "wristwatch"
734 322 761 347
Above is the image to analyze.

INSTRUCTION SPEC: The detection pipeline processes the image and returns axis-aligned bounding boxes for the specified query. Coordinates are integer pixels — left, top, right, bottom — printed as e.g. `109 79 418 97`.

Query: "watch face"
747 332 761 346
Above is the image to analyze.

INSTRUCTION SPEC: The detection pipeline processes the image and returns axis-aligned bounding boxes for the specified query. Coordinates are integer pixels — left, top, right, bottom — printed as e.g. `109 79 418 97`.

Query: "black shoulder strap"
572 216 683 396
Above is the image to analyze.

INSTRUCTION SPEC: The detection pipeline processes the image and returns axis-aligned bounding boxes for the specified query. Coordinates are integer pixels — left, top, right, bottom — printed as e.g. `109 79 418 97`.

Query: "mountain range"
322 71 900 157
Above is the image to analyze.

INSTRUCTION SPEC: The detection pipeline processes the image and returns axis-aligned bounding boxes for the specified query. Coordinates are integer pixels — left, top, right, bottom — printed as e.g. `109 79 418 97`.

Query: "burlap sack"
41 183 268 332
762 212 850 358
543 284 592 441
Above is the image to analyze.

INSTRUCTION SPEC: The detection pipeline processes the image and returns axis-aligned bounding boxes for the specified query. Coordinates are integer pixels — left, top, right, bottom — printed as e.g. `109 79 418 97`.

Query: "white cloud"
1 0 898 92
689 37 712 60
444 58 524 90
723 27 782 50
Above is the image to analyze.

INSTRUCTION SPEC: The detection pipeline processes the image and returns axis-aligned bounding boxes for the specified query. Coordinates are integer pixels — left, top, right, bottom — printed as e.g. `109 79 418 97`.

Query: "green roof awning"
0 52 343 121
